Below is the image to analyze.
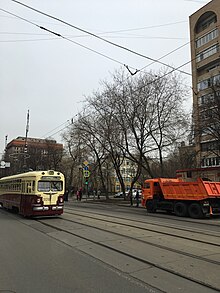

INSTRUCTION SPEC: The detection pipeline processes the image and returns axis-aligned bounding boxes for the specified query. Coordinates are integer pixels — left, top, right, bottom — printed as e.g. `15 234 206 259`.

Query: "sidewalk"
65 195 143 208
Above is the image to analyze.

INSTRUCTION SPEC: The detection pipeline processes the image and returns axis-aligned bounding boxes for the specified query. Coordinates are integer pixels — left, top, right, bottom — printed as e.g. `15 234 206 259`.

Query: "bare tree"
97 69 189 177
62 125 88 193
75 106 127 198
62 67 190 197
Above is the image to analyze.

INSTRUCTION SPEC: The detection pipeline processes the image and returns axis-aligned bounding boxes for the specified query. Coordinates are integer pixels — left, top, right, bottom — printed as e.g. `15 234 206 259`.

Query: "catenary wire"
9 0 191 76
1 9 190 141
0 8 127 67
1 7 194 139
1 8 193 78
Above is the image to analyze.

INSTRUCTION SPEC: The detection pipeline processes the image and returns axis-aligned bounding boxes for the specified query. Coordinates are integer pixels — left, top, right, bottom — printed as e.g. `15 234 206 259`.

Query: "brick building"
3 136 63 175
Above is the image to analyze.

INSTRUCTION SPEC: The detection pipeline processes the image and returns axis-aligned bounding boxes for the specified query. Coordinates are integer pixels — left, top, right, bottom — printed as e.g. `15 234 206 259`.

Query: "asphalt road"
0 208 159 293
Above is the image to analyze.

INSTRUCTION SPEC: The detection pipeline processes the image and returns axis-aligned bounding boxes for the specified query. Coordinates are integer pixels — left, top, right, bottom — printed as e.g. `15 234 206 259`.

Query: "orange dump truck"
142 178 220 218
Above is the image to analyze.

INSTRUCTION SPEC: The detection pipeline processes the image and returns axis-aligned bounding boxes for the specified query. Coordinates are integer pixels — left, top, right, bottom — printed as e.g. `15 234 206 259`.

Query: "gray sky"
0 0 209 155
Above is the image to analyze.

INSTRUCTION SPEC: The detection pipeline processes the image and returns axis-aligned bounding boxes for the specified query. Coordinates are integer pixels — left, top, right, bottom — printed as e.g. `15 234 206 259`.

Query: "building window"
198 93 215 105
197 79 209 91
195 12 217 34
196 28 219 48
201 157 220 167
201 141 220 152
207 63 220 73
198 74 220 91
196 44 219 63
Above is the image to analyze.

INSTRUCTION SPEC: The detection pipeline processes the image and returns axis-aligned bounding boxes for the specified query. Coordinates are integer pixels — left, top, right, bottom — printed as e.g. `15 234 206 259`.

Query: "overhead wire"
9 0 191 76
1 4 195 139
1 7 193 79
41 120 71 138
0 8 127 67
0 19 188 35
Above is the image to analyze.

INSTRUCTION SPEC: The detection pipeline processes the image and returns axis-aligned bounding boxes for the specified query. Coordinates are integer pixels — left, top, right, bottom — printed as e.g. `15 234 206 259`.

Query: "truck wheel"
146 200 156 213
174 202 188 217
188 203 204 219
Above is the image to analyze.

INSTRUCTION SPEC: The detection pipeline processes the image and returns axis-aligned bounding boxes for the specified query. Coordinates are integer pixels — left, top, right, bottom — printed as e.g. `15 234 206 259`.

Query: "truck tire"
146 200 156 213
174 202 188 217
188 203 204 219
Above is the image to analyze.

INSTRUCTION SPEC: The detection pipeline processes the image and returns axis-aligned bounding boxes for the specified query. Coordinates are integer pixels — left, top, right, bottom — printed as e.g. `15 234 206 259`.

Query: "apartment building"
114 159 141 193
189 0 220 169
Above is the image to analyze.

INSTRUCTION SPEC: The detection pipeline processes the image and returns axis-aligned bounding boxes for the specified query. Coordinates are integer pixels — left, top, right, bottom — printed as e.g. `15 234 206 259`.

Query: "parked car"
114 192 123 198
114 191 129 198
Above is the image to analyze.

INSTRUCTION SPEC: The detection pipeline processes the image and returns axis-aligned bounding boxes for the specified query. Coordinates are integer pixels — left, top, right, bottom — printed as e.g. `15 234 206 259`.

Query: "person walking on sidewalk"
78 188 82 201
135 190 139 207
129 191 133 206
93 189 96 200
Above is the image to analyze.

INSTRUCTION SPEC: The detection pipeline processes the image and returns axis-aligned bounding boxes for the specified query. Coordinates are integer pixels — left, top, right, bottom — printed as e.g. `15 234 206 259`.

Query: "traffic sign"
83 170 90 178
0 161 10 168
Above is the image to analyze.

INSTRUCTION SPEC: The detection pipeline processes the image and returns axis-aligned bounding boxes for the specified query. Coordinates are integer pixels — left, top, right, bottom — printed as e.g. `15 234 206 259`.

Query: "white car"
114 192 123 198
114 191 129 198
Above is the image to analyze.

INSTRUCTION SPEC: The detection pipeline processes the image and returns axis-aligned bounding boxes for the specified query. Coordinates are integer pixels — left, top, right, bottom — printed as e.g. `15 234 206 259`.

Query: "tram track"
34 211 220 293
64 207 220 246
48 214 220 266
76 199 220 228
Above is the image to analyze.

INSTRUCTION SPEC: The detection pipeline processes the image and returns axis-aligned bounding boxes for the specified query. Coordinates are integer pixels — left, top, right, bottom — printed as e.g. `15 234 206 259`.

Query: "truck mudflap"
190 200 220 218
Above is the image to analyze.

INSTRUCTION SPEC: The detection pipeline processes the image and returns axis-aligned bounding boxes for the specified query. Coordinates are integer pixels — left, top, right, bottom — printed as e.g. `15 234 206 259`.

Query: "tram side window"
26 183 29 193
21 182 25 193
32 181 35 192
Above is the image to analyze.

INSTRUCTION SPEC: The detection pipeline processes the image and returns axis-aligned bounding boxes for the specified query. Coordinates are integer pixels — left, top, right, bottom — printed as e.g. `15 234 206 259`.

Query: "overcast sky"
0 0 210 156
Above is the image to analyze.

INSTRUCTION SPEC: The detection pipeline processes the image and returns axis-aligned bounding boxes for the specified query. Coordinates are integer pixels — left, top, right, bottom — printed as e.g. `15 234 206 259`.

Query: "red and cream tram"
0 170 65 217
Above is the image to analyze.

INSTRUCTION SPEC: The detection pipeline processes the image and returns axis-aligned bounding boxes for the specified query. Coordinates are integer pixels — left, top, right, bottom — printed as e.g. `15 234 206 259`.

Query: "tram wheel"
174 202 188 217
188 203 204 219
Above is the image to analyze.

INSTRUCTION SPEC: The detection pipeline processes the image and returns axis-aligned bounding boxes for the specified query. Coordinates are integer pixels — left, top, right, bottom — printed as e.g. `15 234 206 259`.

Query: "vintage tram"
0 170 65 217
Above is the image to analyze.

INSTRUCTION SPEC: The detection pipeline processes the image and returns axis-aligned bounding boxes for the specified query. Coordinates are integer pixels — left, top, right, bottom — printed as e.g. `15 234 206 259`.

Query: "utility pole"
3 135 8 160
23 110 30 171
24 109 30 154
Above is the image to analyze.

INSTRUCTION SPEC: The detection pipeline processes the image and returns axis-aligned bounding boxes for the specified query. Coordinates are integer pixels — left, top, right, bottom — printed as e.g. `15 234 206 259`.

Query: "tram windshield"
37 181 63 192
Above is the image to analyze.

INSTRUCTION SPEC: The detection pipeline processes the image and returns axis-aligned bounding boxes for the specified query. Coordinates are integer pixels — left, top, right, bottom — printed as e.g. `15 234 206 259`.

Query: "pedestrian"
93 189 96 200
135 190 139 207
79 188 82 201
64 189 69 202
129 191 133 206
76 190 79 201
97 189 101 199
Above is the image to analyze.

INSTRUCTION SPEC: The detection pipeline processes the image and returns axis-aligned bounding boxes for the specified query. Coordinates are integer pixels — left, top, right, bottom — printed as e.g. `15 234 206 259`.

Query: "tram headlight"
36 198 41 203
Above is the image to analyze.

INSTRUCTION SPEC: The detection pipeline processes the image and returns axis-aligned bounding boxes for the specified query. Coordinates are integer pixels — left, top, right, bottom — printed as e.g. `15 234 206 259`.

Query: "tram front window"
38 181 63 192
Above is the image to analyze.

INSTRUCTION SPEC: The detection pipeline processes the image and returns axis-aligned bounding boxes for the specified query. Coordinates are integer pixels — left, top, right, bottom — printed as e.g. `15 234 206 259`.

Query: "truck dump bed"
158 178 220 200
